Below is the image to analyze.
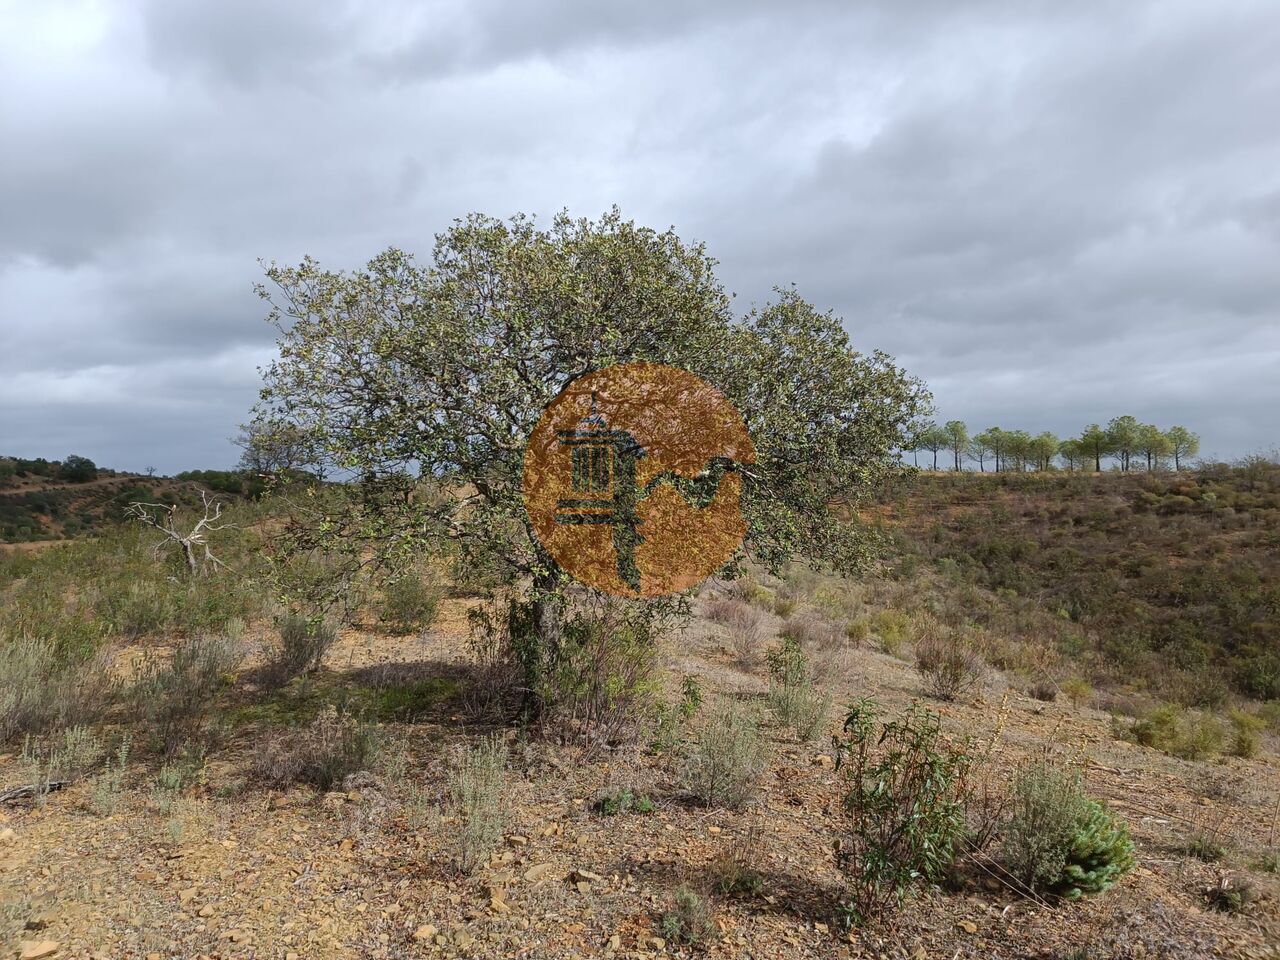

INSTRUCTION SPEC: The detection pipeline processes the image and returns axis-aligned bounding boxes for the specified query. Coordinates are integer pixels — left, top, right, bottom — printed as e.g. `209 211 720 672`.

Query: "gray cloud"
1 0 1277 473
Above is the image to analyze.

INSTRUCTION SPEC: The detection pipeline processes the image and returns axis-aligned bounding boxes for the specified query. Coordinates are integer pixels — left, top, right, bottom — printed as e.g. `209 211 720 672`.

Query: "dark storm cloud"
1 0 1277 472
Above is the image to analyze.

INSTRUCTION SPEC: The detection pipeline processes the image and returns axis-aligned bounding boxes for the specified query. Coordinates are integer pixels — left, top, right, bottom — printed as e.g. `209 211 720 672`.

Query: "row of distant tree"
909 417 1201 473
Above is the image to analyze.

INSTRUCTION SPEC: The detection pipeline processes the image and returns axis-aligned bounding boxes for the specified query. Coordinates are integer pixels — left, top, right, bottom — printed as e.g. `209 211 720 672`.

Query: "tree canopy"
253 210 928 658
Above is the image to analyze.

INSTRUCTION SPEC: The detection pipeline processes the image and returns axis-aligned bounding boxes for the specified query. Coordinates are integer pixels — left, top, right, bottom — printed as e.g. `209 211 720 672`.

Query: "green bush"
660 886 716 946
1125 705 1224 760
1000 761 1134 899
765 638 831 742
379 572 440 635
683 700 770 809
834 699 972 925
537 605 661 741
593 788 655 816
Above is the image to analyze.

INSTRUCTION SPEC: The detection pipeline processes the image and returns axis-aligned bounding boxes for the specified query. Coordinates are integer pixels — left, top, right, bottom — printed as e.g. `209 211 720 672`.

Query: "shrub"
1028 679 1057 702
20 725 106 805
706 596 765 667
870 609 911 656
0 639 118 742
1000 761 1135 899
711 821 765 898
780 612 842 649
379 573 440 635
771 594 797 618
1227 709 1264 758
131 633 242 756
914 631 984 702
1062 676 1093 709
1205 875 1255 914
447 735 508 873
262 614 337 687
593 788 656 816
88 736 131 815
834 699 973 925
1179 831 1227 862
660 887 716 946
845 618 871 645
537 604 661 743
683 701 770 809
1125 706 1224 760
765 638 831 742
252 705 380 791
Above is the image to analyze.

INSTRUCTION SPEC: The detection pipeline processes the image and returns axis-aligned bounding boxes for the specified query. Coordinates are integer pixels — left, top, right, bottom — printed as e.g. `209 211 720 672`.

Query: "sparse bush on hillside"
914 627 985 701
834 699 973 925
378 572 440 635
1123 705 1224 761
262 614 336 687
538 602 663 743
1000 761 1135 899
660 886 717 946
447 735 508 874
683 700 770 809
780 611 842 649
20 725 106 806
706 595 765 667
252 705 380 791
0 639 118 742
131 632 242 756
869 608 911 656
765 637 832 742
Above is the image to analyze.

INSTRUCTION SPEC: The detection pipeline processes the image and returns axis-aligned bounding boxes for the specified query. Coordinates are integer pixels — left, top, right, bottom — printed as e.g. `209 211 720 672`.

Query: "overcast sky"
2 0 1278 473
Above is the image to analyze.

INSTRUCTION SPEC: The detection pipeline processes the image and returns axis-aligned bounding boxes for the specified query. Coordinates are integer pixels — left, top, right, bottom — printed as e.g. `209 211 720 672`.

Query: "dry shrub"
660 886 717 946
131 632 242 756
447 735 508 873
683 700 770 809
262 614 336 687
914 628 985 701
706 596 765 667
0 638 119 742
780 611 843 649
252 704 380 791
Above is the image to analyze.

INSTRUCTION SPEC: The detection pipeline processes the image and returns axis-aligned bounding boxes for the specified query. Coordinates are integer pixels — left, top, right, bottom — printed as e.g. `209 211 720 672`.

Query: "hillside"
1 470 1277 958
0 457 251 543
874 463 1280 706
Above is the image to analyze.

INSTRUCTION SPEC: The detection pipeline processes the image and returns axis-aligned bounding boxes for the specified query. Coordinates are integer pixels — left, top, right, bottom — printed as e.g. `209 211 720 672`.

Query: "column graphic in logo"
522 363 755 597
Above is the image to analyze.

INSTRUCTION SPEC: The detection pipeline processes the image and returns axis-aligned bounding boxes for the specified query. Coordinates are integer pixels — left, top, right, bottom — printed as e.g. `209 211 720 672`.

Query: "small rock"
507 835 529 846
957 920 978 934
650 936 667 950
523 863 555 882
0 827 16 845
197 905 215 918
605 933 622 952
456 931 476 949
413 924 438 942
19 943 60 960
707 826 721 835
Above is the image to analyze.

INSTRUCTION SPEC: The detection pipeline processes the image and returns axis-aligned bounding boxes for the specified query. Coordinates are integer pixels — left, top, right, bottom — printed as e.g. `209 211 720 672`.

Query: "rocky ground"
2 586 1278 960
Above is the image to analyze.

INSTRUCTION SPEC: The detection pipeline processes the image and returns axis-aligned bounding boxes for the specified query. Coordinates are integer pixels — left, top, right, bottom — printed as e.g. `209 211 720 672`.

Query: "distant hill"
874 460 1280 703
0 456 253 542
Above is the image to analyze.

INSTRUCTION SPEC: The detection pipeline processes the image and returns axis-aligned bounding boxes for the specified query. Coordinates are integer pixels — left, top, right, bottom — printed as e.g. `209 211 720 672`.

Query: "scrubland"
1 464 1278 958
